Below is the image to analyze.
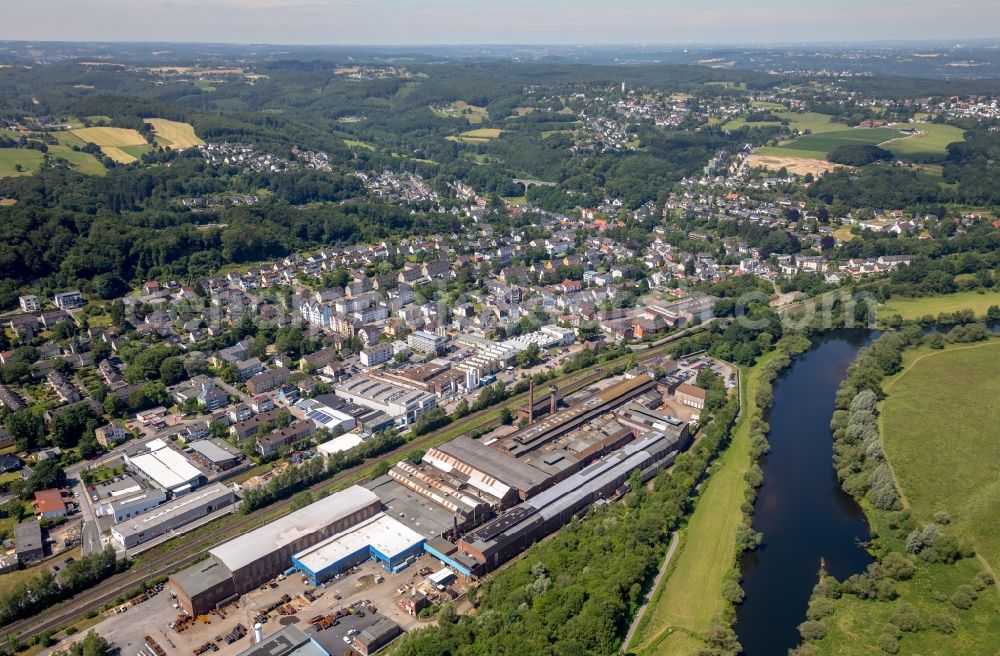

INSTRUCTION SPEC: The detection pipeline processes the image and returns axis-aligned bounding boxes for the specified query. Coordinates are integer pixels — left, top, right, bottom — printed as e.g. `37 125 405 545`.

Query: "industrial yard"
43 553 461 656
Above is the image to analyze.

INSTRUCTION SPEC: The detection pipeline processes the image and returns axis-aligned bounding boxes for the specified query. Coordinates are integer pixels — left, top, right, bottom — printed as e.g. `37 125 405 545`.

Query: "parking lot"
44 553 465 656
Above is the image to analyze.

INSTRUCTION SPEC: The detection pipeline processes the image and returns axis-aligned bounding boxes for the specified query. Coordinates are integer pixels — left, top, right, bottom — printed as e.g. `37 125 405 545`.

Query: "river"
734 329 878 655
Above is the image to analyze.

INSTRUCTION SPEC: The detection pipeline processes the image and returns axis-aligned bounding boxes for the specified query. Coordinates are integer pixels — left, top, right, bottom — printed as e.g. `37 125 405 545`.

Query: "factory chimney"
528 379 534 424
548 384 559 415
254 623 264 644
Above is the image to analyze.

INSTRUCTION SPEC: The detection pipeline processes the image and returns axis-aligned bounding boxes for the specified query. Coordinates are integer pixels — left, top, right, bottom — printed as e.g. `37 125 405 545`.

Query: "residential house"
52 290 83 310
33 489 69 520
246 367 291 395
95 423 129 447
19 295 41 312
256 420 315 456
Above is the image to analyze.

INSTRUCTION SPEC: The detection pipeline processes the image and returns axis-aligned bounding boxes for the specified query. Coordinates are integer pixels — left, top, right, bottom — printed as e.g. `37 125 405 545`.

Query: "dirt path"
621 531 681 653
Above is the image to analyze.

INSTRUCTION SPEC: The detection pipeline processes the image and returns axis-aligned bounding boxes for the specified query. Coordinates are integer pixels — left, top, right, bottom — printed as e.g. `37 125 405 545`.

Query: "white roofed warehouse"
111 482 235 550
209 485 382 593
125 439 205 495
171 485 383 615
291 513 425 585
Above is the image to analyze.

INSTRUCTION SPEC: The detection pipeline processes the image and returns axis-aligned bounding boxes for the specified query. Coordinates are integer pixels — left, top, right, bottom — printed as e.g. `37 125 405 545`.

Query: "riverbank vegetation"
390 320 788 656
793 328 1000 656
625 332 810 656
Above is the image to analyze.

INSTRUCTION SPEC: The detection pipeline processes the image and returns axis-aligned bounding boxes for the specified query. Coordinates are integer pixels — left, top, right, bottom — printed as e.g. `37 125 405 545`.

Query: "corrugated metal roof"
210 485 379 571
293 513 423 574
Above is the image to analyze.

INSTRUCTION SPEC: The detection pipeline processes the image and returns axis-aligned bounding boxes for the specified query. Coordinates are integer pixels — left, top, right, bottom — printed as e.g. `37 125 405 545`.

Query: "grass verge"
629 352 775 655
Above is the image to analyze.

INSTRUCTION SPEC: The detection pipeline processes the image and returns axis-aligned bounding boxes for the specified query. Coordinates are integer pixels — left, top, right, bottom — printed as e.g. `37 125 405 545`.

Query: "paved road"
620 531 681 653
75 478 104 556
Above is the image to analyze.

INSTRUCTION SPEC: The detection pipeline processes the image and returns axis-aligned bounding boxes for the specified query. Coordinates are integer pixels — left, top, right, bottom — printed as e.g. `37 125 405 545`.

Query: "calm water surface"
734 329 878 656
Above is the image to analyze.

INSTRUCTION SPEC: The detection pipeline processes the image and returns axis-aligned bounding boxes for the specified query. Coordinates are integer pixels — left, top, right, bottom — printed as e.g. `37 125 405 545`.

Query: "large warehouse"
291 513 424 584
458 429 684 573
111 482 235 550
126 439 205 495
171 485 382 614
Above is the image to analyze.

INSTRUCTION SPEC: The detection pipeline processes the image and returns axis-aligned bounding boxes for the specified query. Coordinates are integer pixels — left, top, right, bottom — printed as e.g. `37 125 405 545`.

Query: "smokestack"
254 623 263 644
528 379 534 424
549 385 559 415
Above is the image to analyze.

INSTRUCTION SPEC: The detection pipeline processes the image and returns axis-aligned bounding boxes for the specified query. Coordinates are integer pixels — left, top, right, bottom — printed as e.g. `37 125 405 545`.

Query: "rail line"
2 329 698 642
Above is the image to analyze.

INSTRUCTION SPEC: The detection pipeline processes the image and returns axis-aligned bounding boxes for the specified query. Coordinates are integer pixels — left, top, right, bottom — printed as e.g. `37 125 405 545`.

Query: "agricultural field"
144 118 205 148
48 144 107 176
765 123 966 162
881 340 1000 572
69 126 151 162
100 147 138 163
431 100 489 124
343 138 375 150
878 289 1000 321
724 111 850 134
447 127 502 143
69 126 147 147
746 153 840 176
813 340 1000 656
0 148 43 176
880 123 966 160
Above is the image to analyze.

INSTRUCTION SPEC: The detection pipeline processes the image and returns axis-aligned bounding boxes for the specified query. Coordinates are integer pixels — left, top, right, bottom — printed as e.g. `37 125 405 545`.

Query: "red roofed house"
33 489 69 520
560 279 582 294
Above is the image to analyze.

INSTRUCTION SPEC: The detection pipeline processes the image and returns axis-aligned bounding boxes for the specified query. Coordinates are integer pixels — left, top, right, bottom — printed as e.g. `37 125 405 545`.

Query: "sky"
1 0 998 45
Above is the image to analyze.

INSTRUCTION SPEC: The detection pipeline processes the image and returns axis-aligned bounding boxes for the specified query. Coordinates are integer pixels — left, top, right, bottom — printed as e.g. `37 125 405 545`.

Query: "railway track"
2 331 695 642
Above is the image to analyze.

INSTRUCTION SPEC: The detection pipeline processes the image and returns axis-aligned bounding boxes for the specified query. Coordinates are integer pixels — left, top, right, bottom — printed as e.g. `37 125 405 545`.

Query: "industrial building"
171 486 383 614
457 430 684 573
187 438 243 472
316 432 366 458
235 625 327 656
352 617 403 656
93 476 167 523
424 436 548 506
126 439 205 495
111 482 235 549
170 556 237 617
291 513 425 584
493 375 656 460
334 377 437 427
295 398 357 434
406 329 447 355
364 474 474 542
500 324 575 352
171 371 696 614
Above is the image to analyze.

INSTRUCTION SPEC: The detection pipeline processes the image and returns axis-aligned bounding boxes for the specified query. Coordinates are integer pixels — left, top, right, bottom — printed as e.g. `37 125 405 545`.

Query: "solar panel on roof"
307 410 333 424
